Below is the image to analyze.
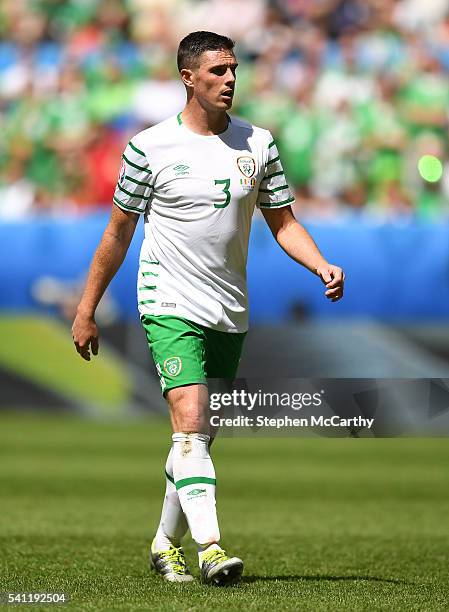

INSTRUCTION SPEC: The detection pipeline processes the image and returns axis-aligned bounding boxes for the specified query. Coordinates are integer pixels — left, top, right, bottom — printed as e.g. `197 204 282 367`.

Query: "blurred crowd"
1 0 449 220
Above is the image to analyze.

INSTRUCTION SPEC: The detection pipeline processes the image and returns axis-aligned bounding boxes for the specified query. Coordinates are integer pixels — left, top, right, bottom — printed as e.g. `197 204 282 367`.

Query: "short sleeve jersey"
113 113 294 333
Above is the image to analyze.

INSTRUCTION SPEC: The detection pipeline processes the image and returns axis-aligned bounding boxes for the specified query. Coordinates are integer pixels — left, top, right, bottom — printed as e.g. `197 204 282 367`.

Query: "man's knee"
167 384 210 433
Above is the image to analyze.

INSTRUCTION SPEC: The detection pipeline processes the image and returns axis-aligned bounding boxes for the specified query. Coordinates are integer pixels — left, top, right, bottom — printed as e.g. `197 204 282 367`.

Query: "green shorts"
141 315 247 394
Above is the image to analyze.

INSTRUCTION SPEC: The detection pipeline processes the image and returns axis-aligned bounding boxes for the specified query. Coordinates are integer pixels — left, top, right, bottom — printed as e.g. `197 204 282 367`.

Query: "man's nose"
225 69 235 85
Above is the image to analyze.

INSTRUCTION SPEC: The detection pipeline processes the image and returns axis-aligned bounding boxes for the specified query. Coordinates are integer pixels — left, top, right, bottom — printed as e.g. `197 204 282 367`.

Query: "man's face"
182 49 238 111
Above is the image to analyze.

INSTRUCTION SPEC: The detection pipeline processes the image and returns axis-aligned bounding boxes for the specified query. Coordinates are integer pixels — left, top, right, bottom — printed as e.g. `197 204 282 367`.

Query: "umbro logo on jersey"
237 156 256 178
173 164 190 176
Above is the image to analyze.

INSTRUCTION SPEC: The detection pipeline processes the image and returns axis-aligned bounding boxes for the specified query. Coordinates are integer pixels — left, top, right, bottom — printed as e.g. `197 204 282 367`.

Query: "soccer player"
72 31 345 586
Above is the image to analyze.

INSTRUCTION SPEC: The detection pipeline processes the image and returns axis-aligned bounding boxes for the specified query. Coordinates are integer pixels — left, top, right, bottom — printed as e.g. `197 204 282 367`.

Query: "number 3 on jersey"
214 178 231 209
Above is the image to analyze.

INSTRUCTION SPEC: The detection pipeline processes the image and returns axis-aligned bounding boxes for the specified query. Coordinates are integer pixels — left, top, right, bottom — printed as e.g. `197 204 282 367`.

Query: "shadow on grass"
243 575 412 585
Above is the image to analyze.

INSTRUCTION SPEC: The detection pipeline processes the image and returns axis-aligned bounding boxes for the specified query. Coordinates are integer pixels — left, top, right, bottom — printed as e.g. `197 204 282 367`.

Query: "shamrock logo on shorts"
163 356 182 377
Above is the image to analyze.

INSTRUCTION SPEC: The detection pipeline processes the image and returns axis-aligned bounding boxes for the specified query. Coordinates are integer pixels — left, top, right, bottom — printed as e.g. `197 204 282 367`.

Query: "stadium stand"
1 0 449 219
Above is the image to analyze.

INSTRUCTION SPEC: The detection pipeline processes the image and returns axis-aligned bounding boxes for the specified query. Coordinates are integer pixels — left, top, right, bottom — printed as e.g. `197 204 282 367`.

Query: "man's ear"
180 68 194 88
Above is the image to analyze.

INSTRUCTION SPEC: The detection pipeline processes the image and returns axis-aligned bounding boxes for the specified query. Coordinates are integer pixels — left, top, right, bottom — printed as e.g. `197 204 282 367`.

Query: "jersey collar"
176 112 231 138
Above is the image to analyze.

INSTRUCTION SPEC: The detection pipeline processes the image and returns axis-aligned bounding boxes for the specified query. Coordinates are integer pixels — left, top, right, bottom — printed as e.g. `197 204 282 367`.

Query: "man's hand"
316 264 345 302
70 205 139 361
72 311 99 361
261 207 345 302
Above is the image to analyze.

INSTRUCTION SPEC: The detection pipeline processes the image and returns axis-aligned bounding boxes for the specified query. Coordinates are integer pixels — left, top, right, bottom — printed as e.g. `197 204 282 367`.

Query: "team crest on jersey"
118 160 126 185
237 156 256 178
164 356 182 377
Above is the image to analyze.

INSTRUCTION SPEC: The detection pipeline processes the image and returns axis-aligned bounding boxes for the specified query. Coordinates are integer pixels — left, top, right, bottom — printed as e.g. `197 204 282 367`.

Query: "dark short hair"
177 31 235 71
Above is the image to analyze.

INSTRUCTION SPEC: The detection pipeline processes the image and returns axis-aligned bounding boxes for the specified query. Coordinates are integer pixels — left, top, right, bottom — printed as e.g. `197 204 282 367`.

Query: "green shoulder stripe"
125 175 152 188
122 153 151 173
268 140 276 148
140 259 159 265
117 184 151 201
259 184 289 194
177 112 183 125
262 170 284 181
139 299 156 305
128 141 146 157
113 196 143 214
267 155 280 166
260 196 294 208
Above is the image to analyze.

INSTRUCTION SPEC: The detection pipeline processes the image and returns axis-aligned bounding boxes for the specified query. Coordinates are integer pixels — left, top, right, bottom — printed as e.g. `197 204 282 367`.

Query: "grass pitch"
1 414 449 611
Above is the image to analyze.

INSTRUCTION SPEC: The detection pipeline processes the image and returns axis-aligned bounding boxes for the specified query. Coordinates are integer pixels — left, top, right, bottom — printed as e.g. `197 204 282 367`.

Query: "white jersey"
113 113 294 333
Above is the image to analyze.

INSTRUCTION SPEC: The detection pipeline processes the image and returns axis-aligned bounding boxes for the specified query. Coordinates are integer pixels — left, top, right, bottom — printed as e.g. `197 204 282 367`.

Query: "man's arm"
261 206 345 302
72 205 139 360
